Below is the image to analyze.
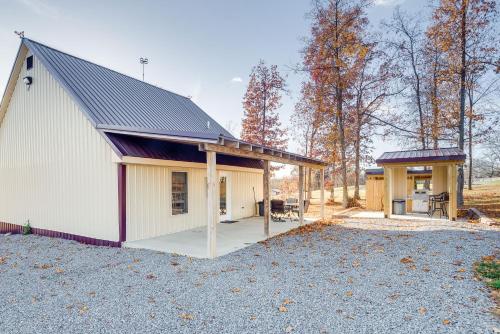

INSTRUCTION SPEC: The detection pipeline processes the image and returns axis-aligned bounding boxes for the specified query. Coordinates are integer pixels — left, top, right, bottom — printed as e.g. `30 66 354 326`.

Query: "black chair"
292 200 310 216
428 192 449 218
271 199 286 222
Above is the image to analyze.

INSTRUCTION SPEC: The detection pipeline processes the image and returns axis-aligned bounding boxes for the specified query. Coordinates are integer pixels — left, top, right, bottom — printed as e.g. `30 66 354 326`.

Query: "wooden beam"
206 151 218 258
320 168 325 219
201 143 325 168
299 165 304 225
448 164 457 221
253 146 264 153
383 167 392 218
263 160 270 237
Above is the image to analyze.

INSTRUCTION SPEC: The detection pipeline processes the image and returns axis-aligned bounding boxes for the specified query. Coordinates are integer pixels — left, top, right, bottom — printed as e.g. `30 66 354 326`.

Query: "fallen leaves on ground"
279 305 288 313
231 287 241 293
400 257 414 264
180 313 194 320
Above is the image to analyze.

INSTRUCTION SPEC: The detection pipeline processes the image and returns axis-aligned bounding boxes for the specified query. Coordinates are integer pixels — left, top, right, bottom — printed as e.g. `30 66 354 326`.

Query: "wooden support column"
299 165 304 225
263 160 270 237
320 168 325 219
448 163 457 221
206 151 218 258
383 167 392 218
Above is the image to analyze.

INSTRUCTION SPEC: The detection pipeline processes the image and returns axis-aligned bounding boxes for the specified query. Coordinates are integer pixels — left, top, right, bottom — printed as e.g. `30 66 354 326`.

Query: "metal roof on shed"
24 38 234 139
376 147 466 165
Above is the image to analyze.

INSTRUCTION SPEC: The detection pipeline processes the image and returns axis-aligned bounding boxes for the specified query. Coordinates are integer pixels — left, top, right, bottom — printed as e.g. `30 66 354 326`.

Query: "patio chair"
428 192 449 218
292 200 310 216
271 199 286 222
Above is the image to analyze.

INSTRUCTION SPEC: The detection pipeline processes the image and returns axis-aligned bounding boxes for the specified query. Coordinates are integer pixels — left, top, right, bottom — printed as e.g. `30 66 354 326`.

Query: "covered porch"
376 147 466 222
124 216 318 258
200 137 327 258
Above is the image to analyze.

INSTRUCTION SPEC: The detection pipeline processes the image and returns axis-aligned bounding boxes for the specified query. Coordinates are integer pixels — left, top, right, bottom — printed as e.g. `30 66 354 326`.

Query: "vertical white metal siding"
126 164 263 242
0 53 119 241
230 171 263 219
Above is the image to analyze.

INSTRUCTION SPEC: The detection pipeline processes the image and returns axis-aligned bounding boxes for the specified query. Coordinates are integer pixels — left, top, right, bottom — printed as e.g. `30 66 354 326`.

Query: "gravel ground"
0 222 499 334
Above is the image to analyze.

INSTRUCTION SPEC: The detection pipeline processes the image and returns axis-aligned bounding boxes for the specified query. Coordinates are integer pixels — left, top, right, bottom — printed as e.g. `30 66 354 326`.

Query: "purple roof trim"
106 132 264 169
376 147 466 165
365 168 432 175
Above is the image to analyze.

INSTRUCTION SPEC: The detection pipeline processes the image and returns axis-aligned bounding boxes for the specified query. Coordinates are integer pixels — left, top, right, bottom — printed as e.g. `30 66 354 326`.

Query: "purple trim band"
118 164 127 242
376 154 466 164
0 221 121 247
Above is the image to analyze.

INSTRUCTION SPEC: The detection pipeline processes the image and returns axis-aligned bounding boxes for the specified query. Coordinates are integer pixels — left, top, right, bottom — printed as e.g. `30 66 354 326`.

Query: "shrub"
22 221 32 235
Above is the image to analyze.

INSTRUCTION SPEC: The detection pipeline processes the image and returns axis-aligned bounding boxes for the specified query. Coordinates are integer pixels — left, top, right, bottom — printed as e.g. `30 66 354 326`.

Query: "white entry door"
219 172 231 221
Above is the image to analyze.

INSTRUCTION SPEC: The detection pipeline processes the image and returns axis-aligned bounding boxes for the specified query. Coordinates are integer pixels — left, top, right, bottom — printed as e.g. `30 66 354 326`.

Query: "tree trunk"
468 94 473 190
337 88 348 209
457 0 467 207
354 133 361 200
307 167 313 201
330 163 336 201
431 53 440 149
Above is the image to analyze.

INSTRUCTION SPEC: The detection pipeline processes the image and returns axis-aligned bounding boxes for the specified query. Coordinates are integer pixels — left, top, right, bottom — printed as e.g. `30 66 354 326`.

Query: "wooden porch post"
299 165 304 225
320 168 325 219
263 160 270 237
448 163 457 221
383 167 392 218
206 151 218 258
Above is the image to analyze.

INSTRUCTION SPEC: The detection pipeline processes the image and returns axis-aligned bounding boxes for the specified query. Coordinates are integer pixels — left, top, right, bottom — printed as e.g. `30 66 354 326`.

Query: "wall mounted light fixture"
23 76 33 86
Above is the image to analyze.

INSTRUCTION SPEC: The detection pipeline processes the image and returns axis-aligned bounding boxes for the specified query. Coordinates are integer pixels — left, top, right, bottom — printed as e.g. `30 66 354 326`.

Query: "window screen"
26 56 33 70
172 172 188 215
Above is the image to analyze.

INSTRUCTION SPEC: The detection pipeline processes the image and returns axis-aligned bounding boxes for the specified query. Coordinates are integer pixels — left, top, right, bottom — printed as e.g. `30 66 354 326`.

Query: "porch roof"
376 147 466 165
105 132 264 169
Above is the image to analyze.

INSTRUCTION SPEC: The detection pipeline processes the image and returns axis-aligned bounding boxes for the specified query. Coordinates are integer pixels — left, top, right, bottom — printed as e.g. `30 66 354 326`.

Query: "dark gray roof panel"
376 147 466 164
24 38 234 139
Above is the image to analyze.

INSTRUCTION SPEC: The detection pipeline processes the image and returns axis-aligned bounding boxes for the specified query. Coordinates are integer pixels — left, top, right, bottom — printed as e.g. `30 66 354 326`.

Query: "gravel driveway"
0 221 498 333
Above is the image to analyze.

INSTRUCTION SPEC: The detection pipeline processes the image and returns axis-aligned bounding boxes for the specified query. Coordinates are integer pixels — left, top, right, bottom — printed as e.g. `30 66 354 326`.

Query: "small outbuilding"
365 148 466 221
0 39 327 257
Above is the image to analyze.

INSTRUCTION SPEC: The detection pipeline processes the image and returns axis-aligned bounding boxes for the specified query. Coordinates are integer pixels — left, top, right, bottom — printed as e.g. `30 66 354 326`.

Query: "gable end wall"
0 52 119 241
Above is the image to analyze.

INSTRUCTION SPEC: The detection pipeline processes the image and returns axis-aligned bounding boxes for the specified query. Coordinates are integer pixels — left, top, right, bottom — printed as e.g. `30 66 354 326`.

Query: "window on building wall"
172 172 188 215
26 56 33 70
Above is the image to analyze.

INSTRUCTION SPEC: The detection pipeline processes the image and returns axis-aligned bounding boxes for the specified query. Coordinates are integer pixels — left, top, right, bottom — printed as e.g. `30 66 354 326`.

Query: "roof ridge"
23 38 190 100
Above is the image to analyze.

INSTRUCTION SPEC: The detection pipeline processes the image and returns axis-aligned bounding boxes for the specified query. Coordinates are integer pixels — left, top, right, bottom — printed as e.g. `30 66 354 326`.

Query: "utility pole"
139 57 148 81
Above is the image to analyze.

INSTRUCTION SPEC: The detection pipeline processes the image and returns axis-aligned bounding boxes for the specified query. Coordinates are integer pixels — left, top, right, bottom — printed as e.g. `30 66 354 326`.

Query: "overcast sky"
0 0 428 173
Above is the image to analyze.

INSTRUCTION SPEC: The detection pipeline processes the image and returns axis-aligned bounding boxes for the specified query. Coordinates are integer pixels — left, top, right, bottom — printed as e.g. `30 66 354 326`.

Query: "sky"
0 0 428 174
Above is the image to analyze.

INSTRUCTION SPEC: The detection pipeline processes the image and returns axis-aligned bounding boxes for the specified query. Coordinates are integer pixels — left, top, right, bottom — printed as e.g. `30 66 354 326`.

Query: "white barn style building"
0 39 326 257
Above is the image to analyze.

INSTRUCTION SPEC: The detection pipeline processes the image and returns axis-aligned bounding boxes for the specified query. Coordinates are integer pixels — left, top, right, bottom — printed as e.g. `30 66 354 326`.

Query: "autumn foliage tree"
426 0 498 205
241 60 287 151
303 0 370 208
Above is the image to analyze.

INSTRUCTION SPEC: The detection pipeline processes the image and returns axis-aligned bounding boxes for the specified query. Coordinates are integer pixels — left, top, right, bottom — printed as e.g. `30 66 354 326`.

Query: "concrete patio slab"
123 216 317 258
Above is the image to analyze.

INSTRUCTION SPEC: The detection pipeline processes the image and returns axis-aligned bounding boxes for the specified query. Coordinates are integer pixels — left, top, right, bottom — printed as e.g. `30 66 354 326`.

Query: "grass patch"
474 255 500 317
475 256 500 289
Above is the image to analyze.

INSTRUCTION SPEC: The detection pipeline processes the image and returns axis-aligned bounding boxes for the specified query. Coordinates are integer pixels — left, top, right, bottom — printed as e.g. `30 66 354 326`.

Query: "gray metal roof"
376 147 466 164
24 38 234 139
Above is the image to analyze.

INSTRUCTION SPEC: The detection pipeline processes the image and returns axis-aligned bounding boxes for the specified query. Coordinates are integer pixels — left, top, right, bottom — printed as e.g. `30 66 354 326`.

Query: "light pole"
140 57 149 81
